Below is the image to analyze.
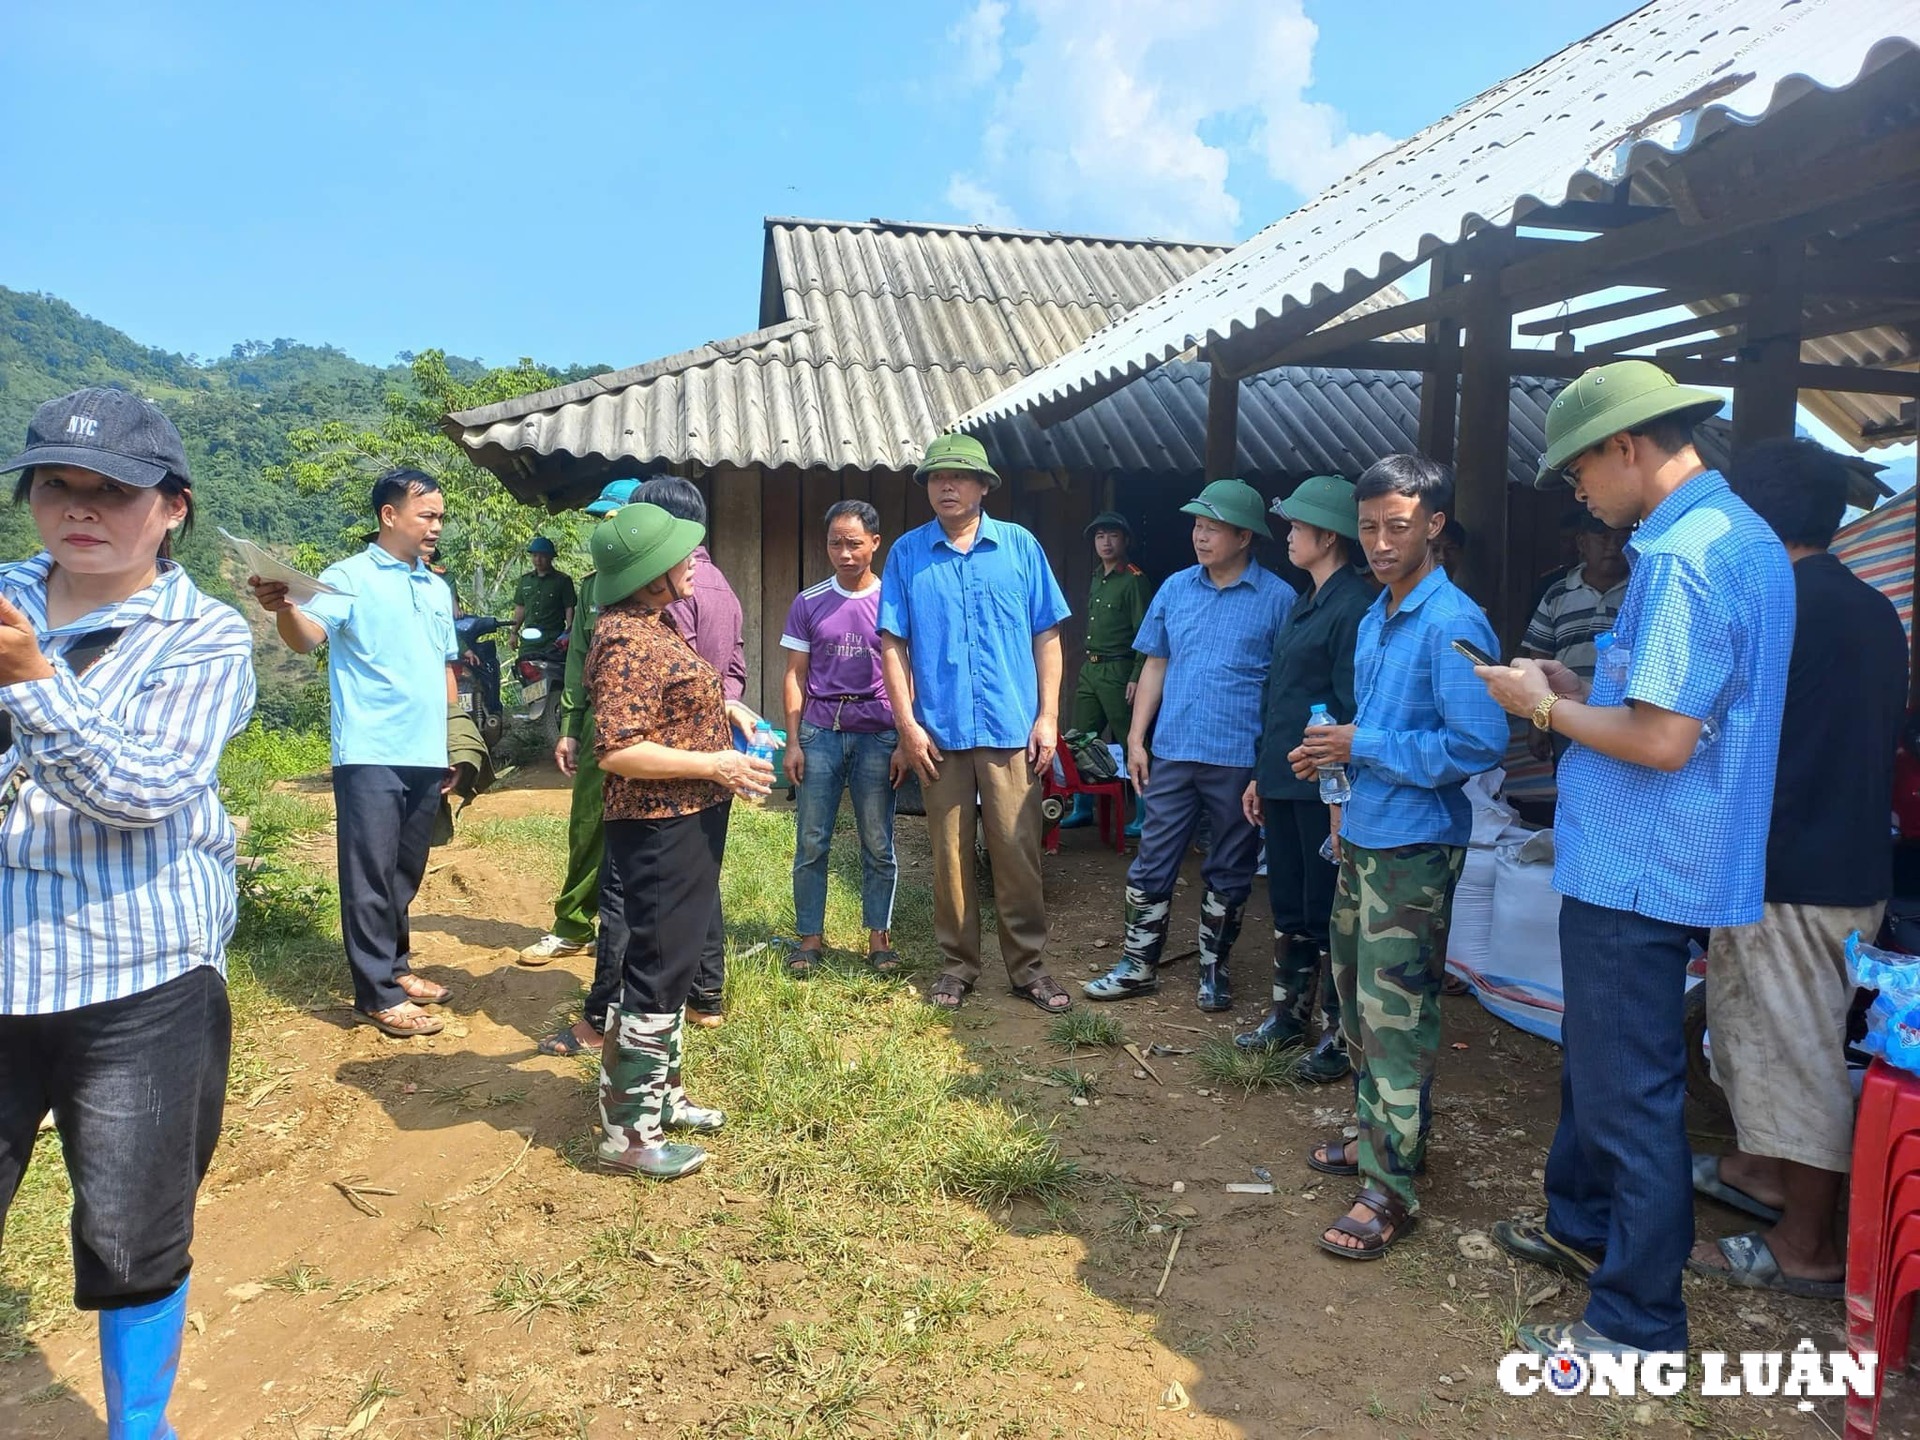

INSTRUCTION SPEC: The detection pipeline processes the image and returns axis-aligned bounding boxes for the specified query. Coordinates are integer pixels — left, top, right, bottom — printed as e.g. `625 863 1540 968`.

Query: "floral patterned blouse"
586 599 730 820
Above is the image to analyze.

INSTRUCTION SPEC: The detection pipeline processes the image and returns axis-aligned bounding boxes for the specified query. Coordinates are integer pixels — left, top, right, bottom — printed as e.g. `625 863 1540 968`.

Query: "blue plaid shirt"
1345 569 1509 850
1134 561 1295 768
1554 471 1793 927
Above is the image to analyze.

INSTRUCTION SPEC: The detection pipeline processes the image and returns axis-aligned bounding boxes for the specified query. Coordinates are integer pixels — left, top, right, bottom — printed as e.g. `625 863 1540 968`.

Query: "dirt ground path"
0 766 1860 1438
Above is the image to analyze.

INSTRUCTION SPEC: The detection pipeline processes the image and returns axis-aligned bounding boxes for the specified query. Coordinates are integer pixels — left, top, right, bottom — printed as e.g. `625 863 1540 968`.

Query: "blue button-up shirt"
1554 471 1793 927
0 556 257 1015
1345 568 1509 850
1134 561 1295 768
305 544 458 769
878 512 1072 751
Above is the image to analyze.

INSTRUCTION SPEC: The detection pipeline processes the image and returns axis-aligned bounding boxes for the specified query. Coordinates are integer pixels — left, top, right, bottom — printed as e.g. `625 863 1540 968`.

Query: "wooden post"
1204 369 1240 480
1419 253 1461 465
1451 250 1516 643
1730 243 1806 454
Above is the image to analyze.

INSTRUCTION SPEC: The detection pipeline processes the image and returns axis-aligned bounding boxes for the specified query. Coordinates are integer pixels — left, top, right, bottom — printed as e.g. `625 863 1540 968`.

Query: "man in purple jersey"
781 500 903 975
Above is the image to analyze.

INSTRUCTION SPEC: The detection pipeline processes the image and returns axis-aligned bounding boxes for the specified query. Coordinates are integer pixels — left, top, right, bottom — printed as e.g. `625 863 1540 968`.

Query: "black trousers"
606 803 730 1014
0 968 230 1309
583 843 631 1033
333 764 443 1013
1264 795 1338 948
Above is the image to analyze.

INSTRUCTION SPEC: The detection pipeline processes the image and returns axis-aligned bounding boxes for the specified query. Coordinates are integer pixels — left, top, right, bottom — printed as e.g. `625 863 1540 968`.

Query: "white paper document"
219 528 341 605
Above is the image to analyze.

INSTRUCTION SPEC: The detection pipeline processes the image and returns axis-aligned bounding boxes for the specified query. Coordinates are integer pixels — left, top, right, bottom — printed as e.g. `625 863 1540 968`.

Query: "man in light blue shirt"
1085 479 1295 1012
1479 362 1793 1362
879 433 1074 1016
1290 455 1507 1262
251 468 460 1039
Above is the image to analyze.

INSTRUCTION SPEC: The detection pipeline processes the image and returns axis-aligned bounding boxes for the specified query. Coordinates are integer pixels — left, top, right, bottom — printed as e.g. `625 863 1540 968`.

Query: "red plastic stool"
1844 1059 1920 1436
1042 745 1129 856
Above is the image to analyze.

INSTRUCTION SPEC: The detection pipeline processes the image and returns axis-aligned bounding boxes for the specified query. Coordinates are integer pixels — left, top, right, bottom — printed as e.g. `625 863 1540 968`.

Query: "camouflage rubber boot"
1195 889 1244 1013
661 1007 725 1134
1235 932 1314 1051
1083 888 1172 1001
595 1010 707 1180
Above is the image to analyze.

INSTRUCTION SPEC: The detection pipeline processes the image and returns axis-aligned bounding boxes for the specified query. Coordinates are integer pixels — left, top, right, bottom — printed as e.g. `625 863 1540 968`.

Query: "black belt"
1086 652 1130 664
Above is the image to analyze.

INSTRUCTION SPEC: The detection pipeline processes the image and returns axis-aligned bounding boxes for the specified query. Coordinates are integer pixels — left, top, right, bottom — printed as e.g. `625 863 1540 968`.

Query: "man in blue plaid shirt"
1085 479 1295 1012
1480 361 1793 1362
1288 455 1507 1261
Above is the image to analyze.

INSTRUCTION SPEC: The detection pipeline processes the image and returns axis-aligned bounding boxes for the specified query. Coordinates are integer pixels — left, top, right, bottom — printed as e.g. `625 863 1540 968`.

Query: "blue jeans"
792 725 899 936
1546 896 1694 1352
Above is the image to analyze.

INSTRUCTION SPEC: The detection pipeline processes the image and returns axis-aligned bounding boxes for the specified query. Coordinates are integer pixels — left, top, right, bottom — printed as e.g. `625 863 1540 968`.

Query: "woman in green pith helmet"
1235 475 1372 1081
582 502 773 1181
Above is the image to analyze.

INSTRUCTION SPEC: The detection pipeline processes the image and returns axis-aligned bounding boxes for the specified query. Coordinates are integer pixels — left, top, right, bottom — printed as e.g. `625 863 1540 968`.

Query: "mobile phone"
1451 637 1498 667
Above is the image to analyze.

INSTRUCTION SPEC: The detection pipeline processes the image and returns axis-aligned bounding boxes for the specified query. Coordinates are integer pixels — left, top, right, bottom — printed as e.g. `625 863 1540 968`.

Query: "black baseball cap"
0 387 191 489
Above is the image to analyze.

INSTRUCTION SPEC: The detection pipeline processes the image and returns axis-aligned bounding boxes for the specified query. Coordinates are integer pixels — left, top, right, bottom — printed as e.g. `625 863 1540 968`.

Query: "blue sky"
2 0 1634 371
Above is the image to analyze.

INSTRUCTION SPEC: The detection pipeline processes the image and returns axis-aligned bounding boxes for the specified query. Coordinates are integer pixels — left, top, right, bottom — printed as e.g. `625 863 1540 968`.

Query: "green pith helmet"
1179 478 1271 538
590 502 705 605
1271 474 1358 541
1084 509 1133 539
1535 360 1724 487
913 432 1002 489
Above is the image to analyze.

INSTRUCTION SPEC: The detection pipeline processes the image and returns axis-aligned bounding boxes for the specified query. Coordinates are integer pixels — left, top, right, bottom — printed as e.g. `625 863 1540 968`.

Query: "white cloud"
949 0 1008 85
942 0 1395 239
946 173 1020 229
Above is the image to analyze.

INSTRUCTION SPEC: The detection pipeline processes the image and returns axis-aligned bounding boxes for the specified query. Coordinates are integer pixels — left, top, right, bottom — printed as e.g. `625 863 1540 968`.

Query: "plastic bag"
1846 931 1920 1075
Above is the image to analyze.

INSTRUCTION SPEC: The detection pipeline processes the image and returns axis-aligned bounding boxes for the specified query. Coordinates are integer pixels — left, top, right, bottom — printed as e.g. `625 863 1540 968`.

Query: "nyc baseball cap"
0 387 191 489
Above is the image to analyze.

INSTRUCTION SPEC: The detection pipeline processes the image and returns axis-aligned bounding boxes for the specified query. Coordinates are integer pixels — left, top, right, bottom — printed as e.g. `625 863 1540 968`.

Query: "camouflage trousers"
1329 841 1465 1211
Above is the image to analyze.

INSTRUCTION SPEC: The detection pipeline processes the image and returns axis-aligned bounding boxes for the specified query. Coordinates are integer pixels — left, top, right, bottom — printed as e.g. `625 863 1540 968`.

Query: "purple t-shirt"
780 578 894 733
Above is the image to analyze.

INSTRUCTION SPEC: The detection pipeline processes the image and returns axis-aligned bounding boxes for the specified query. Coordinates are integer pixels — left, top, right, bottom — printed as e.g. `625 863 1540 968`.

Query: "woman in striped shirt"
0 388 256 1440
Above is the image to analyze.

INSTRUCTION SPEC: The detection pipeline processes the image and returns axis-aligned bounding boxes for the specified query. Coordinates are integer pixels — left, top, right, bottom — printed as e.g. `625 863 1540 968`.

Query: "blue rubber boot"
1058 794 1097 830
99 1279 188 1440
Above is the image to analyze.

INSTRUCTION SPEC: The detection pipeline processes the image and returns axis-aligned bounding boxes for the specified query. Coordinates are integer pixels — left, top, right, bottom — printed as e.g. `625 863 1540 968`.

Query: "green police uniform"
514 567 577 649
547 571 605 942
1072 562 1152 741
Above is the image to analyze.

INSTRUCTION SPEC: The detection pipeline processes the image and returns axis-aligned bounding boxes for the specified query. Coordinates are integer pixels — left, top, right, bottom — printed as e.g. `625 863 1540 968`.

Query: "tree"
267 351 587 614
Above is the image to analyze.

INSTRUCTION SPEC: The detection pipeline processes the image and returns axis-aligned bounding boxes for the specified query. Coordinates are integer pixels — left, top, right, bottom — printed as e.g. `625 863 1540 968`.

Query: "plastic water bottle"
1308 705 1351 806
745 722 777 806
1593 631 1629 692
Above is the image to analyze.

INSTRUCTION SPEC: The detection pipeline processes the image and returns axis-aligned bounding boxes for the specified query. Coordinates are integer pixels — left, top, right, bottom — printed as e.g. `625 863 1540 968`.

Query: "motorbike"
453 614 505 751
513 627 569 747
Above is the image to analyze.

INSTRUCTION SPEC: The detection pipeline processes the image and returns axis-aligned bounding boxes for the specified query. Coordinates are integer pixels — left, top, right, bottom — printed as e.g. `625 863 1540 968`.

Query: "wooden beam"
1451 252 1513 637
1590 306 1749 357
1672 303 1920 361
1215 294 1439 379
1516 281 1745 337
1204 370 1240 480
1418 252 1461 465
1513 199 1671 232
1731 244 1807 453
1802 260 1920 304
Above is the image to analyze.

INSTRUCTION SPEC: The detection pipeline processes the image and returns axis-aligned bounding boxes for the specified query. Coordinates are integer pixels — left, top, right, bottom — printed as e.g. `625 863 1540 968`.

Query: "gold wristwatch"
1531 694 1559 733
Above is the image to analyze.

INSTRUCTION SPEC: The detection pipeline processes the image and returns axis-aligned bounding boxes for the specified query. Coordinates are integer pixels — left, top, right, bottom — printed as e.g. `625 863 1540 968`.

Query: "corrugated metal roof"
446 217 1417 492
956 0 1920 444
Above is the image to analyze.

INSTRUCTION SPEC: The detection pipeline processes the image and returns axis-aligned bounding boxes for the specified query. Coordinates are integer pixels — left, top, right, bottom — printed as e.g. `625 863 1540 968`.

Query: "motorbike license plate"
458 691 476 715
521 680 549 703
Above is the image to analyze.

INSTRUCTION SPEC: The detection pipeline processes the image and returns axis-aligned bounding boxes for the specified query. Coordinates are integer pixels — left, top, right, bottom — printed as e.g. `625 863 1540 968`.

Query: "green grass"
1191 1036 1306 1092
1045 1008 1125 1051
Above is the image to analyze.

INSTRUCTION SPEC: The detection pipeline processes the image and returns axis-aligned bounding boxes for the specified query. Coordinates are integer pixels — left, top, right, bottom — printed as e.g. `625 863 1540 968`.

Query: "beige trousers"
923 748 1050 990
1707 900 1883 1174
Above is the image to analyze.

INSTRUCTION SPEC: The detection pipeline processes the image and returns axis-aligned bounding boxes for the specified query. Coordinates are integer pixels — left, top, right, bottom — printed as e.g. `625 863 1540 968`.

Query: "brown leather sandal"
396 974 451 1006
1013 975 1074 1013
359 1003 444 1038
1317 1184 1416 1261
927 974 971 1010
1306 1136 1359 1177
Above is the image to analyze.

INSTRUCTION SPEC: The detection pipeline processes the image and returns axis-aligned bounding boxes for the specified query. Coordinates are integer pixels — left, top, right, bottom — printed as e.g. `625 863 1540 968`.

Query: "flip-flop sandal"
1013 976 1074 1013
359 1005 444 1038
1491 1218 1603 1283
537 1027 594 1057
928 975 971 1010
1690 1155 1784 1224
1317 1185 1417 1261
869 949 903 974
786 950 822 979
396 976 451 1006
1685 1231 1843 1299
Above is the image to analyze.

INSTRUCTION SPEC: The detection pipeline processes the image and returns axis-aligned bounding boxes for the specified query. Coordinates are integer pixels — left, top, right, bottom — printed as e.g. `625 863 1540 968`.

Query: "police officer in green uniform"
512 537 577 658
1063 510 1152 833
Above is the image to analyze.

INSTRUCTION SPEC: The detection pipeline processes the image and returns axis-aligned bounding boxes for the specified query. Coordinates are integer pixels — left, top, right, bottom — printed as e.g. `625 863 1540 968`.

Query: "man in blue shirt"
1479 361 1793 1360
251 469 460 1039
1084 479 1295 1012
1290 455 1508 1260
879 433 1075 1015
